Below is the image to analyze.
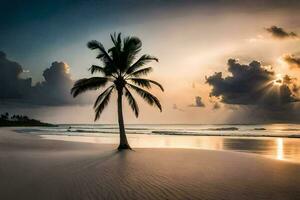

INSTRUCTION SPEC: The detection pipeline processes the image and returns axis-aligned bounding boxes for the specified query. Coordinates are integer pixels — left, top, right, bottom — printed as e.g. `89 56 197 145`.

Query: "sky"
1 0 300 124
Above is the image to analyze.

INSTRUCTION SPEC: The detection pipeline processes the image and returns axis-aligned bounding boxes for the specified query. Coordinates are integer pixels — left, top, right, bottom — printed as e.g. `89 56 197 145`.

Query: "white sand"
1 128 300 200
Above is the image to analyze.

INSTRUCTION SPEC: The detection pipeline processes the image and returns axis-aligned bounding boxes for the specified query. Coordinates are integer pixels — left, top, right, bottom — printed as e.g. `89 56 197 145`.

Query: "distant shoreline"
0 120 56 127
0 113 56 127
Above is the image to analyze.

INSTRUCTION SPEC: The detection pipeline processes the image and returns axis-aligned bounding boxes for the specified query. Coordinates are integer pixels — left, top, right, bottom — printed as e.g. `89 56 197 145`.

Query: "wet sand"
1 128 300 200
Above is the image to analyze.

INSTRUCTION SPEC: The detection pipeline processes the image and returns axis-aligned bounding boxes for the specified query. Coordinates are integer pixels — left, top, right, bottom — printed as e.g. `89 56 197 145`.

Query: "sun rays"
272 74 283 86
253 73 288 105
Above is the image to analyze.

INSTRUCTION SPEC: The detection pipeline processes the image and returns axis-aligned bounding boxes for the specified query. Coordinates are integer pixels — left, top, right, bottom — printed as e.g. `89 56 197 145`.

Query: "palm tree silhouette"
71 33 164 150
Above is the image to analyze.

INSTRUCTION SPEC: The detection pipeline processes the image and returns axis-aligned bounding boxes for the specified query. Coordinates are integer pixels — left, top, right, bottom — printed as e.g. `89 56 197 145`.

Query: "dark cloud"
225 104 239 111
0 51 85 106
206 59 299 108
282 54 300 68
189 96 205 107
206 59 300 122
226 104 300 123
0 51 32 99
265 26 298 39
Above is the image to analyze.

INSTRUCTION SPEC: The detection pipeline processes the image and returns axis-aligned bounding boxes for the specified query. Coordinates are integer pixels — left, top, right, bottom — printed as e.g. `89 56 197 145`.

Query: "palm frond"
127 67 153 77
110 32 122 50
89 65 106 75
129 78 164 91
87 40 111 61
71 77 108 97
93 85 115 108
124 87 139 117
128 78 151 89
127 84 162 112
94 87 114 121
126 55 158 75
108 33 125 75
122 36 142 69
87 40 119 76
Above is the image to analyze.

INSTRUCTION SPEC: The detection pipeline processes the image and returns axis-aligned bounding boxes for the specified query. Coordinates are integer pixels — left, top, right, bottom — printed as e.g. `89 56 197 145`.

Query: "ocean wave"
66 129 149 133
206 127 239 131
151 130 240 136
125 128 152 130
150 131 300 138
280 128 300 131
65 127 118 130
67 130 109 133
15 126 300 138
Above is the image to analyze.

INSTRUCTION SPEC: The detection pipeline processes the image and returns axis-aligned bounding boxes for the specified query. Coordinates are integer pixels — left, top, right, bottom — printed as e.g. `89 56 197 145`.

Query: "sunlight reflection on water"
41 134 300 163
276 138 283 160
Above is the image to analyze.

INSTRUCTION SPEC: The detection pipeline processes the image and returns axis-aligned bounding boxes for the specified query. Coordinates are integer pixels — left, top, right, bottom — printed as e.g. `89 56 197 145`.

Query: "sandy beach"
1 128 300 200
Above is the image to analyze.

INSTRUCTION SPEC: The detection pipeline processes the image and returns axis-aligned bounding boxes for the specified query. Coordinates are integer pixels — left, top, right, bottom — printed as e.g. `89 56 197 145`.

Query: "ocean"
17 123 300 163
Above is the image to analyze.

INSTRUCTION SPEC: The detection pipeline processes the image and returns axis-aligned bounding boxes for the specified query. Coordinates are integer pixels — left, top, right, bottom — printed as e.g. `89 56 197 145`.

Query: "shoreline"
39 134 300 164
11 127 300 163
14 127 300 139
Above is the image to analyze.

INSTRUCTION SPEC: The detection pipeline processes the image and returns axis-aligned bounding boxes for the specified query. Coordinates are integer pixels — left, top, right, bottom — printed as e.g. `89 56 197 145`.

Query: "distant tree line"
1 112 30 121
0 112 54 127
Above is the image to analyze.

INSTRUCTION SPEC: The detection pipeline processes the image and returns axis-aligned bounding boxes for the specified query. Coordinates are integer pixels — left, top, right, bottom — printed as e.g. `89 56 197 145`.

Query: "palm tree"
71 33 164 150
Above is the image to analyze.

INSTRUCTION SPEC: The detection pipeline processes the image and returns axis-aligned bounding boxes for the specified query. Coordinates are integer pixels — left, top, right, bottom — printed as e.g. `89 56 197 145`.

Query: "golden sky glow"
2 2 300 124
51 9 300 124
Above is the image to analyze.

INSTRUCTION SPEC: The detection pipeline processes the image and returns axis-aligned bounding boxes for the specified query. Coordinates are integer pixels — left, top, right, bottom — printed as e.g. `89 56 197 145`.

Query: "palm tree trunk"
117 89 131 150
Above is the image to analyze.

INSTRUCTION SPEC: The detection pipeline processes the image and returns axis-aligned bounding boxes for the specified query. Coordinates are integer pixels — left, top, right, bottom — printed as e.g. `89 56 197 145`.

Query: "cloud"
282 54 300 68
0 51 32 99
189 96 205 107
192 82 195 88
225 104 239 111
0 51 86 106
206 59 300 122
28 62 80 105
213 102 221 110
265 26 298 39
206 59 299 108
282 74 300 93
173 104 184 112
247 35 265 43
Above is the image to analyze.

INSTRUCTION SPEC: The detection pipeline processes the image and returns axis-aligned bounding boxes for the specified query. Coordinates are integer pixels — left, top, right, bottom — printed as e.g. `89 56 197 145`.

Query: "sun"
273 74 283 86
